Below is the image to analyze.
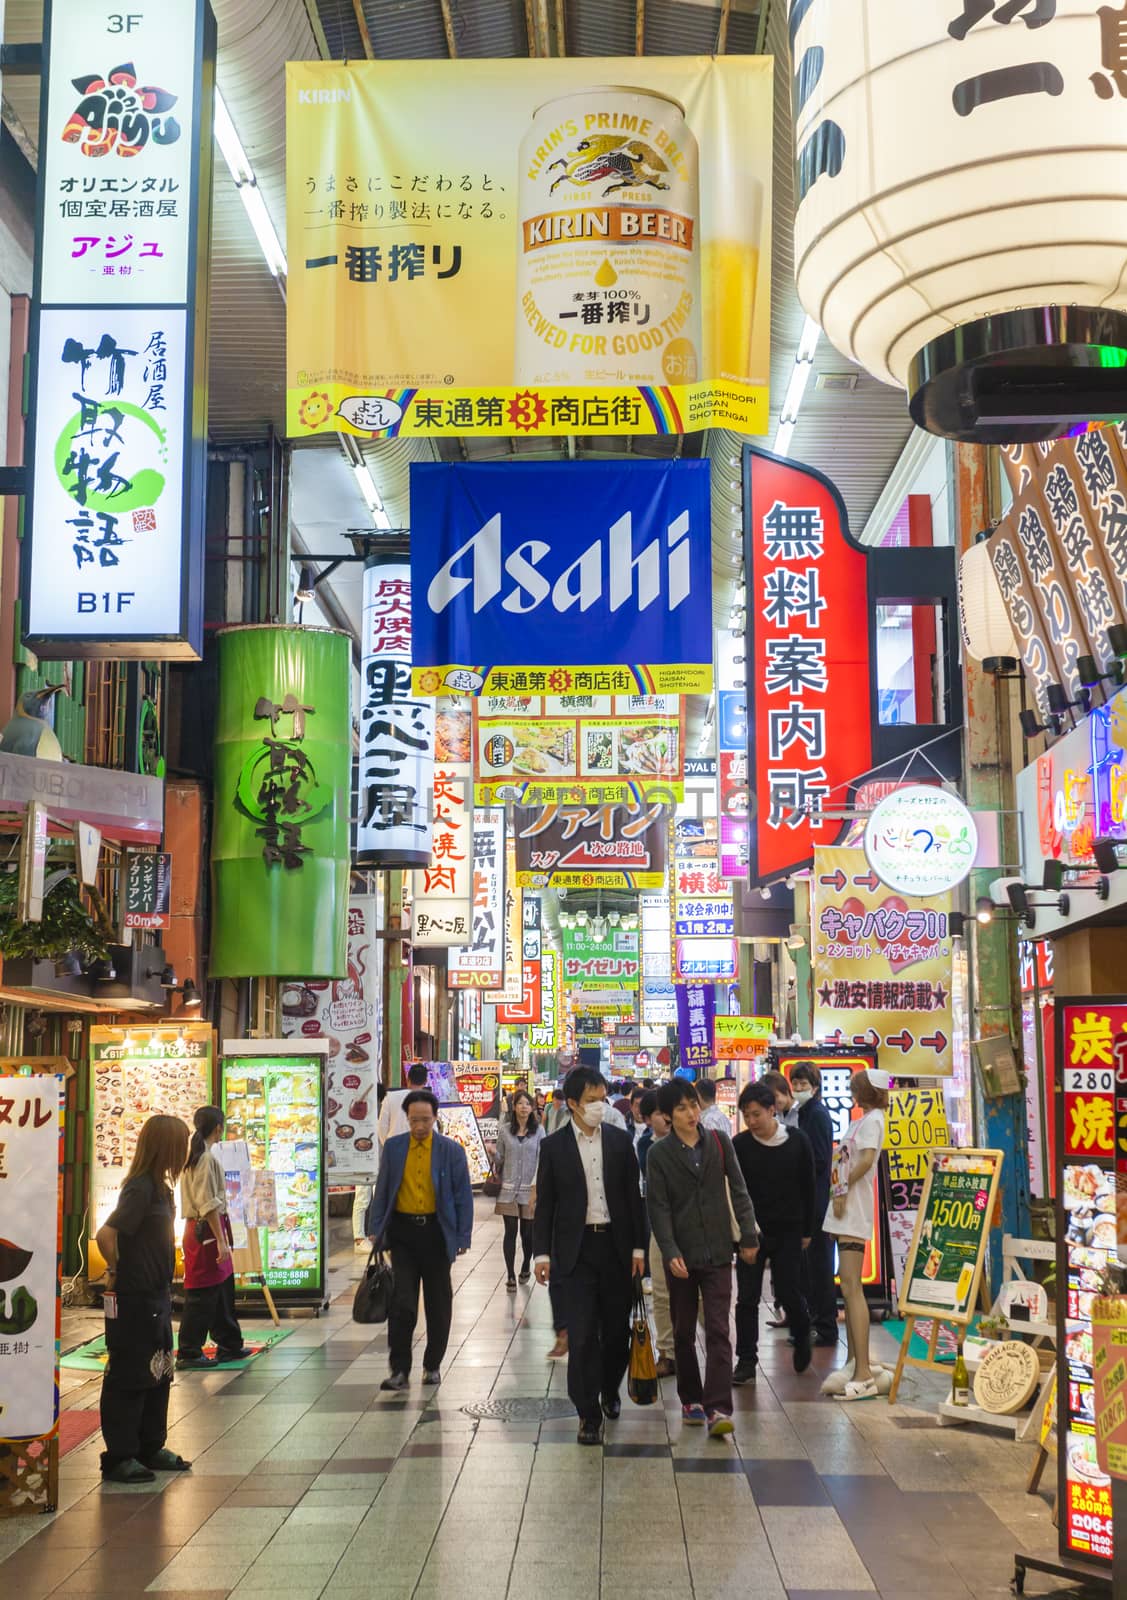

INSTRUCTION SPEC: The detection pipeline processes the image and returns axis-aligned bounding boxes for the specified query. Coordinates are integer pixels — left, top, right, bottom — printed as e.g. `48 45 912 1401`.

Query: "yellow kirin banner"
286 57 772 441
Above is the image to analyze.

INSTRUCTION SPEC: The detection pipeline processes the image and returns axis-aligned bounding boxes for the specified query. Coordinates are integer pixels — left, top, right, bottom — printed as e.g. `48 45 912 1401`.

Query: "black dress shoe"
793 1338 813 1374
422 1368 441 1386
732 1359 757 1385
380 1371 409 1391
814 1334 841 1347
601 1394 621 1420
577 1417 604 1446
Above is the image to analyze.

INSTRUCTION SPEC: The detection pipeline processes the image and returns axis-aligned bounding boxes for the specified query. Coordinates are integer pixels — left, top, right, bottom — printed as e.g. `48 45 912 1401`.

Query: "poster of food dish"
89 1023 214 1236
437 1102 492 1187
221 1054 326 1301
280 892 384 1185
474 694 683 804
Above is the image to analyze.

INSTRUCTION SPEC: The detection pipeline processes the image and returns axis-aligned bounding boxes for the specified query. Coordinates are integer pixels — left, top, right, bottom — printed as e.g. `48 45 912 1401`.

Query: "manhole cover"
461 1397 576 1421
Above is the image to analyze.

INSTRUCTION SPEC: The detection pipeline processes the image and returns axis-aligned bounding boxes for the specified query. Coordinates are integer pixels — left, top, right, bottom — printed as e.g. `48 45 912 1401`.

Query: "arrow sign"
853 869 881 892
884 1029 914 1053
921 1030 948 1054
851 1028 880 1049
819 869 847 892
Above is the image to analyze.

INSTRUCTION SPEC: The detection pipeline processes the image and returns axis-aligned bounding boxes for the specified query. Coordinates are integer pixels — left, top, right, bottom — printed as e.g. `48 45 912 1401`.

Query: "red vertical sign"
744 447 873 885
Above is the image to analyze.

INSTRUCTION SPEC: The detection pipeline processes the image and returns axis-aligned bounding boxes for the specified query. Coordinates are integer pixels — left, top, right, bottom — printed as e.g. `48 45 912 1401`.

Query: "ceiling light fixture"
296 564 317 602
213 90 288 284
772 316 820 458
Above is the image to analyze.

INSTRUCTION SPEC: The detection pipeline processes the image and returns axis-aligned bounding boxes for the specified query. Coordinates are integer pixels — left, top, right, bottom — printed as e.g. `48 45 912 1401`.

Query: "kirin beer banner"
211 626 352 978
410 459 712 697
25 0 215 659
286 58 772 441
744 446 874 885
356 557 434 868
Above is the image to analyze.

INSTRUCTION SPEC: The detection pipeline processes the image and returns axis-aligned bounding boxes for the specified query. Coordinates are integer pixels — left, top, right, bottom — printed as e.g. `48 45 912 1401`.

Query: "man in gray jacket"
646 1078 759 1438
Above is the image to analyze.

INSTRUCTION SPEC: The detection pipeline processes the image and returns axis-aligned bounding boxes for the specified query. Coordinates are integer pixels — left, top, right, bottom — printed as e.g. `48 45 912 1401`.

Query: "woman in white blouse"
177 1106 245 1369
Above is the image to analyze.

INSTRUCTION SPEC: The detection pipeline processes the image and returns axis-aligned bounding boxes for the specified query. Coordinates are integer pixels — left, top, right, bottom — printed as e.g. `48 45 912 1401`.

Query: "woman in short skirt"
493 1090 543 1290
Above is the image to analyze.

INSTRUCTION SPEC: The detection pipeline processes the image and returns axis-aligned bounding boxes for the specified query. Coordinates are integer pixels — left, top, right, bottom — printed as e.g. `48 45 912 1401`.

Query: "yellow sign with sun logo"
286 57 772 441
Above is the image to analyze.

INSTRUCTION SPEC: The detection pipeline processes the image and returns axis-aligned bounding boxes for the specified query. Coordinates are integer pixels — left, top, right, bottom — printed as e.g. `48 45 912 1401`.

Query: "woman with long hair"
821 1068 892 1402
493 1089 543 1291
95 1114 191 1483
177 1105 245 1369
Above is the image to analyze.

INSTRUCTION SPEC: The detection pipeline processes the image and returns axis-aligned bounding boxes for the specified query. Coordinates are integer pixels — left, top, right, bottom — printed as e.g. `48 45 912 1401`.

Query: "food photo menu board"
221 1046 326 1303
1055 998 1126 1571
89 1023 214 1235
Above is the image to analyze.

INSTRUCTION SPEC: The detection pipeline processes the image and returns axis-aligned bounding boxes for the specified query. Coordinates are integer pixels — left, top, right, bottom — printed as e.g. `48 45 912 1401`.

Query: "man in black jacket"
533 1066 646 1445
731 1080 817 1382
791 1060 839 1345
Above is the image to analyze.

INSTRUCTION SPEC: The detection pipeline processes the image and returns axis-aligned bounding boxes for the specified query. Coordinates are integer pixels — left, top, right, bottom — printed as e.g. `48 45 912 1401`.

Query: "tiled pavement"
0 1202 1084 1599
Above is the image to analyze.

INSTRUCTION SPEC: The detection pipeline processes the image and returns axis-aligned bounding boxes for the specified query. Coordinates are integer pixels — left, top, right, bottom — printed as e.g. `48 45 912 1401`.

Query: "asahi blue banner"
409 460 712 697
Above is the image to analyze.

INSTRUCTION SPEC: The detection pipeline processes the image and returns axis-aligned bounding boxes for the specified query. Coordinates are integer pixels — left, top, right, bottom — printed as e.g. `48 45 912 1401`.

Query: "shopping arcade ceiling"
0 0 916 659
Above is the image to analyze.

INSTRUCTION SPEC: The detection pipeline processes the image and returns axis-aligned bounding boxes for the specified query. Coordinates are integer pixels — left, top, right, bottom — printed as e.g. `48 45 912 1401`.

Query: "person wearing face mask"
533 1065 646 1445
789 1062 838 1346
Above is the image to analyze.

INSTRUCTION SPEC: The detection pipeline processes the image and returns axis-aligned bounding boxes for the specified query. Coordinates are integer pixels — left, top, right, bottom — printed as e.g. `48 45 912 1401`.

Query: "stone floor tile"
761 1507 876 1591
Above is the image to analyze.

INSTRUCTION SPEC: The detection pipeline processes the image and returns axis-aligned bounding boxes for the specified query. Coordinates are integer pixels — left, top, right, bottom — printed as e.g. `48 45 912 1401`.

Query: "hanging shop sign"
561 926 639 990
412 701 474 947
812 847 955 1077
989 432 1127 720
529 950 563 1052
286 57 772 441
675 981 715 1071
280 892 385 1184
454 1069 501 1120
790 4 1127 439
121 850 172 930
221 1046 326 1302
675 935 737 983
0 1075 63 1444
485 839 523 1004
448 810 506 989
744 449 873 886
1057 998 1127 1569
0 752 164 843
25 0 215 660
410 460 712 697
713 1016 772 1061
514 798 669 889
716 634 750 880
495 959 542 1026
89 1023 213 1237
884 1087 950 1294
356 559 434 868
672 817 734 936
211 625 352 978
641 890 675 1024
473 693 683 805
863 786 977 898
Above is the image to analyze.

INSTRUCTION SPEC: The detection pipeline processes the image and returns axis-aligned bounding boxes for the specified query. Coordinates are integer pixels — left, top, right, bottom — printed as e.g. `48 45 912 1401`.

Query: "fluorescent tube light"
214 89 287 282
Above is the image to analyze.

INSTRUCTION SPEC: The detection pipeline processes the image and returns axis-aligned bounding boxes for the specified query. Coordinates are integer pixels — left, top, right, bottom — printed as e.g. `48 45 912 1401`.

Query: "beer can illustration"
516 86 702 388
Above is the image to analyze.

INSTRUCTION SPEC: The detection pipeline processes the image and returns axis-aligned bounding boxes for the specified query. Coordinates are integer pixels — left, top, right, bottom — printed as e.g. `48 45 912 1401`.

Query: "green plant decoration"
0 871 109 964
0 1285 38 1335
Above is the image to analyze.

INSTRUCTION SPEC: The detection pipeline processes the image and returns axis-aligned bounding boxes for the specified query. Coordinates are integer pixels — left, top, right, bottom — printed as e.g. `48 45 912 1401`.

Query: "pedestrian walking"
730 1081 816 1384
533 1065 646 1445
695 1077 732 1134
645 1079 759 1439
365 1090 473 1390
95 1114 192 1483
494 1089 544 1289
637 1089 676 1378
789 1061 839 1345
177 1106 245 1370
377 1062 430 1144
822 1068 890 1401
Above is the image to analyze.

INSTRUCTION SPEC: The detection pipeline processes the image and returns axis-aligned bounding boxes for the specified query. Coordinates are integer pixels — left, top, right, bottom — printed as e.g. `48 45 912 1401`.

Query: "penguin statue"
0 685 64 760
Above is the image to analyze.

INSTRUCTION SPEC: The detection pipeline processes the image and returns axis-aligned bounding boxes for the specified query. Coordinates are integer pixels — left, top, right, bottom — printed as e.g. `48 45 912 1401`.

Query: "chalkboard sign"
898 1148 1003 1323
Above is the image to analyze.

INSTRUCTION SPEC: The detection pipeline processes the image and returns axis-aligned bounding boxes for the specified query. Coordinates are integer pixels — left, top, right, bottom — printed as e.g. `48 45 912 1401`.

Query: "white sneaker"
838 1377 880 1402
821 1359 855 1396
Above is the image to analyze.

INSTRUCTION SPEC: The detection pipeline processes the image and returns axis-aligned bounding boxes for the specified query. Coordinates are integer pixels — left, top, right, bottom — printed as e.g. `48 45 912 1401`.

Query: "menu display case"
220 1043 326 1305
89 1024 214 1245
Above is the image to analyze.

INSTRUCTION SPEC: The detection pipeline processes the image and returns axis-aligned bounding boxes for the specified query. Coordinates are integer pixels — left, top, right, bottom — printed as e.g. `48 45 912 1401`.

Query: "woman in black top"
95 1114 191 1483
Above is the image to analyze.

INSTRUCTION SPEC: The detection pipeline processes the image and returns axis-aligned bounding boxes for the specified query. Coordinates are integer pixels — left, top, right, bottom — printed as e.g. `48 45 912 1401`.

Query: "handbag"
711 1131 742 1243
627 1271 659 1406
352 1248 394 1324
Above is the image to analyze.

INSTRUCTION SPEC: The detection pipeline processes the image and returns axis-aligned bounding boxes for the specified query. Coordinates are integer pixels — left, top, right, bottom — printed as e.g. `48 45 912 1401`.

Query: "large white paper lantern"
958 540 1019 663
791 1 1127 442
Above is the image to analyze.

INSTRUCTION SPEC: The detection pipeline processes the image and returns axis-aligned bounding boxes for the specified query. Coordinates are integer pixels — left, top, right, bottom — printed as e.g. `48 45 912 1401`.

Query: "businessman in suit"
533 1066 646 1445
365 1090 473 1390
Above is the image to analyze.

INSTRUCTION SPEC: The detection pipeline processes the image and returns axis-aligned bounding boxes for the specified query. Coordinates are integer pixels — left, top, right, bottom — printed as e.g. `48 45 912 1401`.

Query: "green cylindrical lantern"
211 624 351 978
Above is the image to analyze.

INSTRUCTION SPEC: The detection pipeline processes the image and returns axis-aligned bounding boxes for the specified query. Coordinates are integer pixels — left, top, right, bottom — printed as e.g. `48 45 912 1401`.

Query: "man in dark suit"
533 1066 646 1445
365 1090 474 1390
790 1061 839 1345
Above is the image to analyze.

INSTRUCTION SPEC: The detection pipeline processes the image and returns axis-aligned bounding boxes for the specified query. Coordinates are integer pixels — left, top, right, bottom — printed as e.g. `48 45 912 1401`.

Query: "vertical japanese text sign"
744 446 873 885
356 557 434 868
24 0 215 660
412 714 473 948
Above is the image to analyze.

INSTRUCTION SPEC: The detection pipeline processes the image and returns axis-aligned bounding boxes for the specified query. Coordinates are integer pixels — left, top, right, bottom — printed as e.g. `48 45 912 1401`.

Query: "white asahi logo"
426 510 693 616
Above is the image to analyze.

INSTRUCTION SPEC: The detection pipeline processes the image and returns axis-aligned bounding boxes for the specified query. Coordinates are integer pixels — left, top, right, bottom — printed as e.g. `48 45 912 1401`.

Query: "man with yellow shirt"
364 1090 474 1391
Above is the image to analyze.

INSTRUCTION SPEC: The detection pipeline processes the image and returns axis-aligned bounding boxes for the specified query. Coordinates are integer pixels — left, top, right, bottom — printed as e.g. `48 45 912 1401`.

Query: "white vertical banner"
356 558 434 867
448 810 506 988
412 707 473 946
0 1076 62 1439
